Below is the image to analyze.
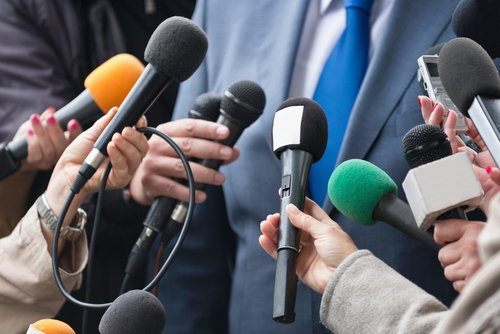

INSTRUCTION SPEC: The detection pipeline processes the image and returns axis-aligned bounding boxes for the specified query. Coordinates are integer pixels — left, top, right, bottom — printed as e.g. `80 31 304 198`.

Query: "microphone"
98 290 166 334
271 97 328 324
124 93 222 279
438 37 500 166
0 53 144 180
328 159 441 251
452 0 500 58
158 80 265 241
27 319 75 334
74 16 208 193
402 124 483 230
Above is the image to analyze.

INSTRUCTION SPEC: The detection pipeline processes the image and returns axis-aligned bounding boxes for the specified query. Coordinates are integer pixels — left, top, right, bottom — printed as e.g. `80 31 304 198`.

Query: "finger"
154 136 237 161
122 127 149 158
438 244 461 267
260 219 279 244
419 96 434 123
143 156 226 186
259 235 277 260
113 131 143 173
66 119 82 142
465 118 487 151
488 167 500 186
433 219 465 245
25 129 43 164
428 103 445 126
45 113 68 156
223 146 240 165
453 280 466 292
30 114 57 166
303 197 331 222
286 204 335 239
84 107 118 141
444 261 467 282
141 173 207 203
157 118 230 141
135 115 147 129
443 110 460 153
267 213 280 229
39 106 56 121
106 141 130 189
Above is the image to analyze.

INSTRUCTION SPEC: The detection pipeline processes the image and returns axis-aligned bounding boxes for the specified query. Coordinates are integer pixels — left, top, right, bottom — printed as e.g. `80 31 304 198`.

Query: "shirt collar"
320 0 335 15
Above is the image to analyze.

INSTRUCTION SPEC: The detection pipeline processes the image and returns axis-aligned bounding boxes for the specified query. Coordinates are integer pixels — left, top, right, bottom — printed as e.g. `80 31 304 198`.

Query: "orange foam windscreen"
27 319 75 334
84 53 144 114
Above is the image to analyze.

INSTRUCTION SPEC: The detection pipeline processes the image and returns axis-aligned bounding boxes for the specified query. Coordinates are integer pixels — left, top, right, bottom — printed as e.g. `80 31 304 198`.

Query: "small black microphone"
73 16 208 193
271 97 328 324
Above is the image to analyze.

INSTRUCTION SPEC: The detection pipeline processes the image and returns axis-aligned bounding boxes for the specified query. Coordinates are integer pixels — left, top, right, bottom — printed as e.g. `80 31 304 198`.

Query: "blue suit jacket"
155 1 461 333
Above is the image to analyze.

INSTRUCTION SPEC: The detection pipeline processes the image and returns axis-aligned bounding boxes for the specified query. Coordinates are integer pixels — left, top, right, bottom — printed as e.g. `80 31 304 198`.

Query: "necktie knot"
344 0 374 13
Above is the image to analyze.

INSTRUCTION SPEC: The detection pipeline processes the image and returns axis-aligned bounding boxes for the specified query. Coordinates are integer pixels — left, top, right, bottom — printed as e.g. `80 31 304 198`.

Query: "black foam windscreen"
98 290 166 334
452 0 500 58
439 38 500 114
144 16 208 82
220 80 266 127
402 124 452 168
272 97 328 162
188 92 221 121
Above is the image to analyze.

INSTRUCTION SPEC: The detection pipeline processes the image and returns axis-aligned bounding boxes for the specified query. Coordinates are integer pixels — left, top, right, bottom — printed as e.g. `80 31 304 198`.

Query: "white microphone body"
403 151 483 230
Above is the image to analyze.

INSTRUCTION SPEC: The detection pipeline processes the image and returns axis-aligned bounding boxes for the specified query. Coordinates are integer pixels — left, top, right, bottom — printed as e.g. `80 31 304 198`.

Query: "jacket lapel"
323 0 460 210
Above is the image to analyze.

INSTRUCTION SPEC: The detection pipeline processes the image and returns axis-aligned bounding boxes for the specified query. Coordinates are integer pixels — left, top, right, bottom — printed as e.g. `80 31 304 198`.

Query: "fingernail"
47 115 56 124
68 119 80 130
214 173 225 184
417 96 422 108
27 129 34 136
486 166 492 174
31 114 41 125
220 147 232 158
216 126 229 138
286 204 299 215
196 192 207 203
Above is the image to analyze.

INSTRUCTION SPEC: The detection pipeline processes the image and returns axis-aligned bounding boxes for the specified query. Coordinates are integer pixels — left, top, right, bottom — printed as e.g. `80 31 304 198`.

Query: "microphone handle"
273 149 313 324
373 193 441 252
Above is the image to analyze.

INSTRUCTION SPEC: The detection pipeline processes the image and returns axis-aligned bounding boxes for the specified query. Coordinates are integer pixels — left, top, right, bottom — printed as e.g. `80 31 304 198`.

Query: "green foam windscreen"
327 159 397 225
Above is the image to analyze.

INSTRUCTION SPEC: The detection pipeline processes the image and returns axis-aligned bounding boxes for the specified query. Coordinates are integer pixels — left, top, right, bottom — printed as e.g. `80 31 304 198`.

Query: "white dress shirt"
289 0 395 98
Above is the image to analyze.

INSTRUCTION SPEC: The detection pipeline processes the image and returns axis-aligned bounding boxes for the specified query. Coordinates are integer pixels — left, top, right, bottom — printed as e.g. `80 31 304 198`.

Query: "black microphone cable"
51 126 195 312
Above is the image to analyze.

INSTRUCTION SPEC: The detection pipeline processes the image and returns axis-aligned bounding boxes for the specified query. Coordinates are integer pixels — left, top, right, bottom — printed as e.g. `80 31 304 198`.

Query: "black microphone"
402 125 484 230
271 97 328 324
124 93 222 279
0 54 145 181
438 37 500 166
160 80 266 242
98 290 166 334
73 16 208 193
328 159 441 251
452 0 500 58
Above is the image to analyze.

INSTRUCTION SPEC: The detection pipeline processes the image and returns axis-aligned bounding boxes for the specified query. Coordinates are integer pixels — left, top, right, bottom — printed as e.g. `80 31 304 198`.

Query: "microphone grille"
220 80 266 127
272 97 328 162
144 16 208 82
402 124 452 168
189 92 221 121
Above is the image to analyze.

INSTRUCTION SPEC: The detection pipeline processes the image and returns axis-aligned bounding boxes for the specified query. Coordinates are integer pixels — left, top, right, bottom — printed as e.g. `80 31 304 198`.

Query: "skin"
129 118 240 205
41 108 149 255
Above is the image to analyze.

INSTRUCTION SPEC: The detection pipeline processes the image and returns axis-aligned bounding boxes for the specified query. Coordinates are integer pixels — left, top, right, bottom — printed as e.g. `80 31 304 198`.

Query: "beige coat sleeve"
0 205 88 334
320 250 449 334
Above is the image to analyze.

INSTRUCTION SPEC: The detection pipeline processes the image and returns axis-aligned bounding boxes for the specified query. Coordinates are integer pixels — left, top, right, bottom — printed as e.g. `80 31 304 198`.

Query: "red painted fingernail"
30 114 41 125
27 129 34 136
417 97 422 108
68 119 80 130
47 115 56 124
486 166 492 174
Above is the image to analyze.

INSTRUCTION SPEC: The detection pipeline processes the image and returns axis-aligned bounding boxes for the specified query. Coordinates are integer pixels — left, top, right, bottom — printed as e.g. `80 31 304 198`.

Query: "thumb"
82 107 118 142
286 204 334 239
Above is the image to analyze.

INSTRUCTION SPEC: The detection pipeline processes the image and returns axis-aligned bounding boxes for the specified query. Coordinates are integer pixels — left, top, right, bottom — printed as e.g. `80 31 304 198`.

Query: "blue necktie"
309 0 374 203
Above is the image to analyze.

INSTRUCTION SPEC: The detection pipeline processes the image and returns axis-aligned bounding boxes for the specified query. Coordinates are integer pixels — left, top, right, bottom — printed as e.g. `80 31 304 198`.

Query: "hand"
259 198 357 294
13 107 82 172
129 118 239 205
419 96 498 214
434 219 484 292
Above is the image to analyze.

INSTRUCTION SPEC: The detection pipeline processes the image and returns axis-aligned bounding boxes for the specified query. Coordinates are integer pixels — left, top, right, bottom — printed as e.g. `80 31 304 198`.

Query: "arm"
259 199 449 334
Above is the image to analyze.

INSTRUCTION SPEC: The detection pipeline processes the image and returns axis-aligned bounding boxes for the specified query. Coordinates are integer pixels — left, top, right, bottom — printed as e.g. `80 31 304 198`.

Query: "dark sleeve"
0 0 84 141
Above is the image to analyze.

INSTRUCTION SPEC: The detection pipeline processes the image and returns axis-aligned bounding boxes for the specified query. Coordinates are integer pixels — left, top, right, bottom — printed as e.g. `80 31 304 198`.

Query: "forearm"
320 250 449 334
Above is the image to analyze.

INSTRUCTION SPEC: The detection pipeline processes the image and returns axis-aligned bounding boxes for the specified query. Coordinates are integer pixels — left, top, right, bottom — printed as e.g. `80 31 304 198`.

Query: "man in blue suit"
130 0 464 332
